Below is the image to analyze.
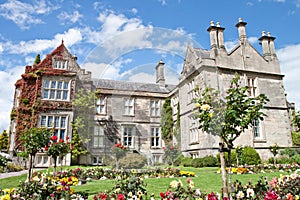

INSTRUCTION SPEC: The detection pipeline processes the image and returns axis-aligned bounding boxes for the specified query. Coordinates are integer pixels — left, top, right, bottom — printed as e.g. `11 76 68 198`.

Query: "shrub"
118 153 147 169
216 150 237 166
6 162 24 172
173 154 184 166
242 146 261 165
276 156 293 164
201 155 218 167
181 157 193 167
291 131 300 146
191 158 203 168
291 154 300 164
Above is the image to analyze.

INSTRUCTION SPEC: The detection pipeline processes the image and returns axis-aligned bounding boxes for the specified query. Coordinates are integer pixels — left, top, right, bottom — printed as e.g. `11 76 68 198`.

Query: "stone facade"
9 19 292 166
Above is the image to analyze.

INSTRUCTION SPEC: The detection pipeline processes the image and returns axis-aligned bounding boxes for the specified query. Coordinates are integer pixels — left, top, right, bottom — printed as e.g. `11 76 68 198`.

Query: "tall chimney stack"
235 18 247 43
156 59 165 87
259 31 277 61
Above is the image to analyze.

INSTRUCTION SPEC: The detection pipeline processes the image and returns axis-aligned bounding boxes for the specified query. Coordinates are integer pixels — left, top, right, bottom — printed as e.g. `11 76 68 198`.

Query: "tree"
33 54 41 65
291 110 300 146
71 88 95 163
46 135 70 175
0 130 9 151
161 98 174 144
70 120 88 164
195 74 269 198
269 143 280 165
20 127 51 180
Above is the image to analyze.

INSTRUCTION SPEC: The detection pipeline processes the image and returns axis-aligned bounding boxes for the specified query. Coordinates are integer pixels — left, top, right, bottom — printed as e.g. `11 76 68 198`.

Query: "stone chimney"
156 59 165 87
258 31 277 61
235 18 247 43
207 21 226 58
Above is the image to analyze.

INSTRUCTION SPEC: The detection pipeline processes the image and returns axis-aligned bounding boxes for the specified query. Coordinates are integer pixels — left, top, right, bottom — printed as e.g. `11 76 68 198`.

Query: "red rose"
51 135 57 141
59 139 64 143
117 194 124 200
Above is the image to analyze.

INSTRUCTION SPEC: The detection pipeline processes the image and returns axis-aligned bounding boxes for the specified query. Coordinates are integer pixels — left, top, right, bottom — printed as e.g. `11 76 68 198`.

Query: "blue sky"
0 0 300 132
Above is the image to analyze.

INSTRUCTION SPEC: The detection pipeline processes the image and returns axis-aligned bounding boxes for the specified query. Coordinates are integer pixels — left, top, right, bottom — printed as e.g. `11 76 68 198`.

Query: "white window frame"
42 79 70 101
189 115 199 144
150 100 160 117
96 96 106 114
151 127 161 148
54 60 68 70
93 156 103 165
247 77 258 97
187 79 195 104
252 119 262 139
94 126 105 148
40 115 68 141
171 96 179 115
122 125 135 148
124 98 134 116
15 88 21 107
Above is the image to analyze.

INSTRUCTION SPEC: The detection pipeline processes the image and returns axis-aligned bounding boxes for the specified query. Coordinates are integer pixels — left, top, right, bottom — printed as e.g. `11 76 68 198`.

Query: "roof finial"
62 38 64 44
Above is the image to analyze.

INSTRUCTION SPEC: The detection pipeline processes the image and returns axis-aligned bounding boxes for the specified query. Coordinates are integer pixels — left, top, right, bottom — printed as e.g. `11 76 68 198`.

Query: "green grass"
74 166 290 199
0 166 291 199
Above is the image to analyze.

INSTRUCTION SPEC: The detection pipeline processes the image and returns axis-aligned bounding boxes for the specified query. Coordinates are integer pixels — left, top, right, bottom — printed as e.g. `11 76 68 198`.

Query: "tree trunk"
27 154 33 181
219 142 228 199
228 148 232 199
53 157 57 176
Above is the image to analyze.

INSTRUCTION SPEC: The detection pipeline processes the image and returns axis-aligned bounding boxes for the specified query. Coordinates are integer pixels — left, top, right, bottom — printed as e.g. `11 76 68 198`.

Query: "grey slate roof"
93 78 176 93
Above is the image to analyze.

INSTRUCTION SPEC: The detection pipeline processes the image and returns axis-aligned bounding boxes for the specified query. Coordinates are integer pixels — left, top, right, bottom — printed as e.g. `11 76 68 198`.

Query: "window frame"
42 79 70 101
150 127 161 148
96 96 106 115
122 125 135 148
189 115 199 144
40 115 68 141
124 97 135 116
150 99 160 117
93 125 105 148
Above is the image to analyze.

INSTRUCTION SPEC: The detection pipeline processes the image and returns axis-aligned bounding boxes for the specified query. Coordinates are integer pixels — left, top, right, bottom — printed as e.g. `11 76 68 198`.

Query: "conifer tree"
33 54 41 65
161 98 174 144
0 130 9 151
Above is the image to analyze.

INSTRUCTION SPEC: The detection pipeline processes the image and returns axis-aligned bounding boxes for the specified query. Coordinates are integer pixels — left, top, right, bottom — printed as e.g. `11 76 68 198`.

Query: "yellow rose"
201 104 210 111
195 103 201 108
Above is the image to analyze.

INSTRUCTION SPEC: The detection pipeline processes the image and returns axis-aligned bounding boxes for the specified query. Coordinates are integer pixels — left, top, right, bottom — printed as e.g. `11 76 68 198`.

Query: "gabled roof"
93 78 176 94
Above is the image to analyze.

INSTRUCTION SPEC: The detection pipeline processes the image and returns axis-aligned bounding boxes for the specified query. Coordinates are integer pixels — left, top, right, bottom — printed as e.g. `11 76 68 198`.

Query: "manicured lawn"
73 166 291 199
0 166 292 199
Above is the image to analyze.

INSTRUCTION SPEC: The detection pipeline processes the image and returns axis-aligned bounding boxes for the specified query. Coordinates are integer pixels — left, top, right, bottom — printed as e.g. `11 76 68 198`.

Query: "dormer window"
54 60 68 70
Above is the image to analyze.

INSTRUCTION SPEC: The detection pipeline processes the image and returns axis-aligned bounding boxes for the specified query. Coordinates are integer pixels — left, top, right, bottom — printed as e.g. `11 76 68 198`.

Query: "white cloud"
277 44 300 108
82 58 133 79
0 0 59 29
131 8 138 15
158 0 167 6
0 44 3 53
0 66 24 131
5 28 82 54
57 10 83 25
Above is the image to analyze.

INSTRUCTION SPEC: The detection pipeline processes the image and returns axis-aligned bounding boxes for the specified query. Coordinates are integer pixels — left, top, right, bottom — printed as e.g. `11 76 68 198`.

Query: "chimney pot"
238 18 243 23
210 21 214 26
262 31 266 36
267 32 271 36
216 22 220 27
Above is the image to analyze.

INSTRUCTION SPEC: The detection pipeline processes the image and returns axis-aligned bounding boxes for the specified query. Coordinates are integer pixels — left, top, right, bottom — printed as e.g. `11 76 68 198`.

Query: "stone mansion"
8 19 293 167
